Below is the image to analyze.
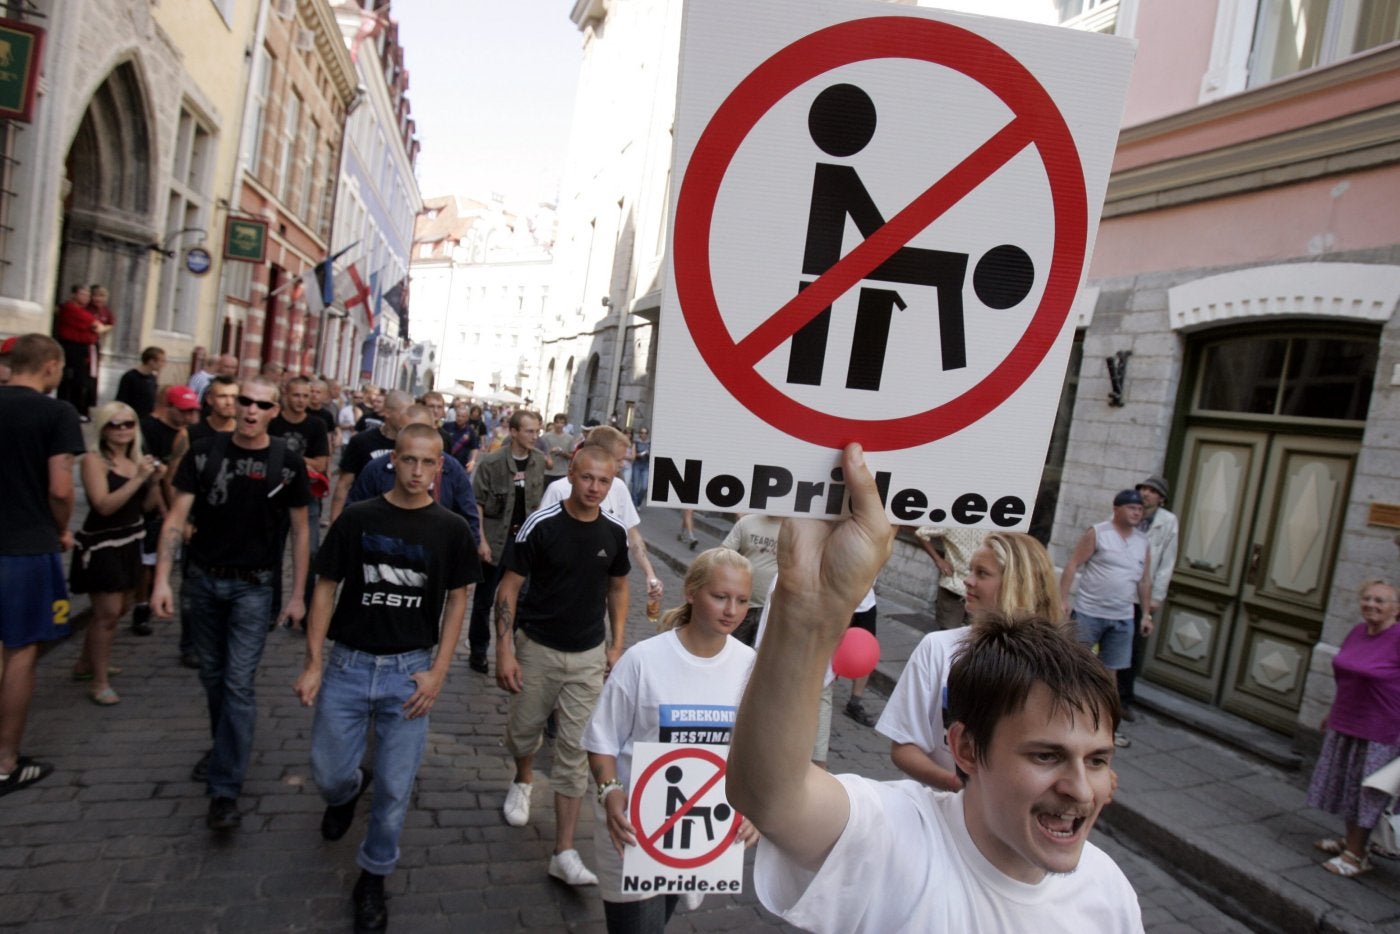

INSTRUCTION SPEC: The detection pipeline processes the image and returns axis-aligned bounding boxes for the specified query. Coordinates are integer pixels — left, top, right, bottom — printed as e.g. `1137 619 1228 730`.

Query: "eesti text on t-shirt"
315 496 482 653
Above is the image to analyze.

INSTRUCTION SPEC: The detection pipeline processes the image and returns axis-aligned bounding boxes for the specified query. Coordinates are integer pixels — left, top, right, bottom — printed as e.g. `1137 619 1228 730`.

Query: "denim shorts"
1074 612 1133 670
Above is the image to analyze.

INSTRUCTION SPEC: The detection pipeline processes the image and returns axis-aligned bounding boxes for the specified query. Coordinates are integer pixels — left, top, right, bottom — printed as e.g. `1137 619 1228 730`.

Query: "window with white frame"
299 120 320 221
156 108 213 334
1249 0 1400 86
245 47 273 175
1055 0 1121 33
278 91 302 203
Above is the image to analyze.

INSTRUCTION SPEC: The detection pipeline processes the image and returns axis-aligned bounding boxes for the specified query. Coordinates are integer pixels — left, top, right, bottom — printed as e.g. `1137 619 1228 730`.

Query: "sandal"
72 665 122 682
1322 850 1372 878
0 757 53 797
88 686 120 706
1315 837 1347 856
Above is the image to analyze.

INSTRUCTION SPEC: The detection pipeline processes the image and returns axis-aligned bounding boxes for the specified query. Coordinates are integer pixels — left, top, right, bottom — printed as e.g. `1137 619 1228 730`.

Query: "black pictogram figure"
789 84 1035 390
661 764 716 850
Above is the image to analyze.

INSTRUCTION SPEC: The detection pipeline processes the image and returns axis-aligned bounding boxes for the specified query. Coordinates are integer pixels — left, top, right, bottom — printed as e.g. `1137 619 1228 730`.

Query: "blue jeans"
630 461 650 507
311 644 431 876
183 564 274 799
1073 611 1133 670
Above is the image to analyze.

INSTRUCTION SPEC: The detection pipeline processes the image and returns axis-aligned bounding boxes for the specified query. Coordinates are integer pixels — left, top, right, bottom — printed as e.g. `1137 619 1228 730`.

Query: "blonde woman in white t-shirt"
876 532 1061 790
585 547 761 933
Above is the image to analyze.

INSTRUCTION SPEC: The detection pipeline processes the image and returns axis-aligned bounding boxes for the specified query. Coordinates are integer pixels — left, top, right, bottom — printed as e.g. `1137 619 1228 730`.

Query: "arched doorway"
562 355 575 421
1147 324 1379 731
59 61 157 367
543 358 556 418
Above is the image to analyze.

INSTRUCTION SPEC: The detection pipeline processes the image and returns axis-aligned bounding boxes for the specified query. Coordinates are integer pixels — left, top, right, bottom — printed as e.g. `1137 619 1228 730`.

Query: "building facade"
1043 0 1400 741
326 0 421 390
0 0 260 387
536 0 680 430
411 194 554 402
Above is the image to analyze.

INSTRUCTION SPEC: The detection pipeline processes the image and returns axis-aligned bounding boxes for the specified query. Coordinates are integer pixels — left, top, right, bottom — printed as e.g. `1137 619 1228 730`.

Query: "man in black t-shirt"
151 376 310 832
114 346 166 417
296 424 480 932
0 335 85 798
331 389 410 523
269 375 330 619
494 444 630 887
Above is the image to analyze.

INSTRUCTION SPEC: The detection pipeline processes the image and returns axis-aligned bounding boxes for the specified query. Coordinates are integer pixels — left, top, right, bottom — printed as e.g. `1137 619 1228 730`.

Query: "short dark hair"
8 333 62 373
140 346 165 364
948 612 1119 780
285 375 311 389
395 422 442 452
210 375 239 390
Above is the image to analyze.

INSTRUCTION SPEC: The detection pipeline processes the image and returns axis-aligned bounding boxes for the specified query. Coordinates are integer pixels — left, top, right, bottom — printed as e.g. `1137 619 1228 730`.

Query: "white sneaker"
548 848 598 886
682 891 705 911
503 781 531 827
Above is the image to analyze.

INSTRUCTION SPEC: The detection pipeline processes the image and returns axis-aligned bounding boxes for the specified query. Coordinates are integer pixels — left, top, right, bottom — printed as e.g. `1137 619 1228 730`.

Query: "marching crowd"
1 331 1397 934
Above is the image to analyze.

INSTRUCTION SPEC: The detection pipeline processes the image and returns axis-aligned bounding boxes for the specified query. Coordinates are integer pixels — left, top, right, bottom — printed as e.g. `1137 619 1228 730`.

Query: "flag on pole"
382 277 409 339
342 262 375 332
300 242 358 315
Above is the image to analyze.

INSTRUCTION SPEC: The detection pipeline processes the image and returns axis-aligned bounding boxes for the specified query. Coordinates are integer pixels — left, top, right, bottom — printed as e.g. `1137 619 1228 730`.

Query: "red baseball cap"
165 385 201 411
0 336 16 355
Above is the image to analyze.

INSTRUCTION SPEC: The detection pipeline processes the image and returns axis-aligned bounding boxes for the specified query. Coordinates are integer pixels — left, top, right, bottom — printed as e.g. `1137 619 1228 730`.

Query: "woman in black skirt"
70 402 164 704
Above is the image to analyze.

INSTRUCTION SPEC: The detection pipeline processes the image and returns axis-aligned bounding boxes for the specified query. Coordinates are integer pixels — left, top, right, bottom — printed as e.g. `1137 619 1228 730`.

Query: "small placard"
0 18 45 123
224 217 268 263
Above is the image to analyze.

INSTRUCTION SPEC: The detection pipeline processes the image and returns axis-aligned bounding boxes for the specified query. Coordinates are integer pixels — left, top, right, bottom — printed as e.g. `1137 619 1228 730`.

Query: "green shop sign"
224 217 268 263
0 18 45 123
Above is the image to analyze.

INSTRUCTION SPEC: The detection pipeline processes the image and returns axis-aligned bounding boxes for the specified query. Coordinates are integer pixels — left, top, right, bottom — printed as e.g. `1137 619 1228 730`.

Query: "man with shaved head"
331 389 412 523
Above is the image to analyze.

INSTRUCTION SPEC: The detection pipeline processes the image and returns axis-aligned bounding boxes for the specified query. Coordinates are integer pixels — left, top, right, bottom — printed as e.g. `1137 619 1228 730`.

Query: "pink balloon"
832 627 880 679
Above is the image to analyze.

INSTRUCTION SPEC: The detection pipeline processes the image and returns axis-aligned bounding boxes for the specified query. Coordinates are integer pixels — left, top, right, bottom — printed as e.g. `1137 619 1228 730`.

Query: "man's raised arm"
728 443 893 871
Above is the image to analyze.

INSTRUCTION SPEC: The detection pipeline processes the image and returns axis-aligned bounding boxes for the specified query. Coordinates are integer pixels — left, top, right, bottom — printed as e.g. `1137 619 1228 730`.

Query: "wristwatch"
596 779 624 806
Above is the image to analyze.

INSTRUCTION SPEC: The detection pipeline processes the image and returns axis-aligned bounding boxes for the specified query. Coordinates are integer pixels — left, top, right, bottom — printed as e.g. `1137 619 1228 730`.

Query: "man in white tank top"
1059 489 1153 684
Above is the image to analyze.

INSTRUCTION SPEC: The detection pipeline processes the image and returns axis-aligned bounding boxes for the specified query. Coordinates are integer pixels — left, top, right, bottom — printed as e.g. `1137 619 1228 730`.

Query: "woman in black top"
70 402 164 704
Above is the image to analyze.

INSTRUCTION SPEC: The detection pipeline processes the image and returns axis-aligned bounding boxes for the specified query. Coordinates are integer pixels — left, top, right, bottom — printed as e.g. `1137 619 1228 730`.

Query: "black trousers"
1116 604 1148 704
467 560 501 656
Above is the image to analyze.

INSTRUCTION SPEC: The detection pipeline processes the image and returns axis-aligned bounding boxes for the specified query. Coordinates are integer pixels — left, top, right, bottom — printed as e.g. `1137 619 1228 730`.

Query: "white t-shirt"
755 774 1144 933
540 475 640 530
875 627 970 775
583 629 757 901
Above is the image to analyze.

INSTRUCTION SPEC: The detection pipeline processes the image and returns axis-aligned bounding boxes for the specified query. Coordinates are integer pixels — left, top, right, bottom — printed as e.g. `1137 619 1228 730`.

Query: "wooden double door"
1145 427 1357 732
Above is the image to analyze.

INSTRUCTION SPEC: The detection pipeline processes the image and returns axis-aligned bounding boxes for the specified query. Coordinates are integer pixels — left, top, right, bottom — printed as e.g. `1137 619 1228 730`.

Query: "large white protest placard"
649 0 1134 528
620 742 745 896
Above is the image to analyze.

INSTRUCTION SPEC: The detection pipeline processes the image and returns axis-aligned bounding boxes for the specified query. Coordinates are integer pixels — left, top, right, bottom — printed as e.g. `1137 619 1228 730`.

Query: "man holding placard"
728 445 1143 933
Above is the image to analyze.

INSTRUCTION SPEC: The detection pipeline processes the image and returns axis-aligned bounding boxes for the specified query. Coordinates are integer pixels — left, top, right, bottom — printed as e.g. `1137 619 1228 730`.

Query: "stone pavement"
4 501 1244 934
643 507 1400 934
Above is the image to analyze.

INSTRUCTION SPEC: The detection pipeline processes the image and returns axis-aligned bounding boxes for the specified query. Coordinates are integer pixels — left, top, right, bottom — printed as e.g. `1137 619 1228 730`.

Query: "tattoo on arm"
494 595 513 641
161 527 182 562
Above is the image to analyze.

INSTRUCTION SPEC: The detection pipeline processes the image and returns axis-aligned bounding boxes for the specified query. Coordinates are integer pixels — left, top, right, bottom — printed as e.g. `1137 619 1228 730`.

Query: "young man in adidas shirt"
295 423 481 933
495 442 630 888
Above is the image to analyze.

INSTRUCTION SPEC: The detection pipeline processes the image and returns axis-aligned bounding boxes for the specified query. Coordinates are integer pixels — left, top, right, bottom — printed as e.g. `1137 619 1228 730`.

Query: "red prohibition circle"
673 16 1088 452
630 747 741 870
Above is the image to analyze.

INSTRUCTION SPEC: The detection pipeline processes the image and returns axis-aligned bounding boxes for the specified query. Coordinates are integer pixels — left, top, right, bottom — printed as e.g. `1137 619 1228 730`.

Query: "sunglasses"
105 420 137 430
237 395 277 411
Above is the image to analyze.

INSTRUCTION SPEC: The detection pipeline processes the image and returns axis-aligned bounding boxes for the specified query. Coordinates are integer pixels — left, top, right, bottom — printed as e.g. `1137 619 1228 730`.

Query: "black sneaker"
468 653 488 674
207 796 241 831
352 870 388 933
1120 705 1138 723
130 604 153 637
191 749 212 783
321 768 373 841
844 698 877 728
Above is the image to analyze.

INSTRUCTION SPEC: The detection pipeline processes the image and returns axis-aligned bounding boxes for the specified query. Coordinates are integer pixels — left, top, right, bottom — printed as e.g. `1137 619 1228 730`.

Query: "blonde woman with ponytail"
584 547 761 931
876 531 1062 791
